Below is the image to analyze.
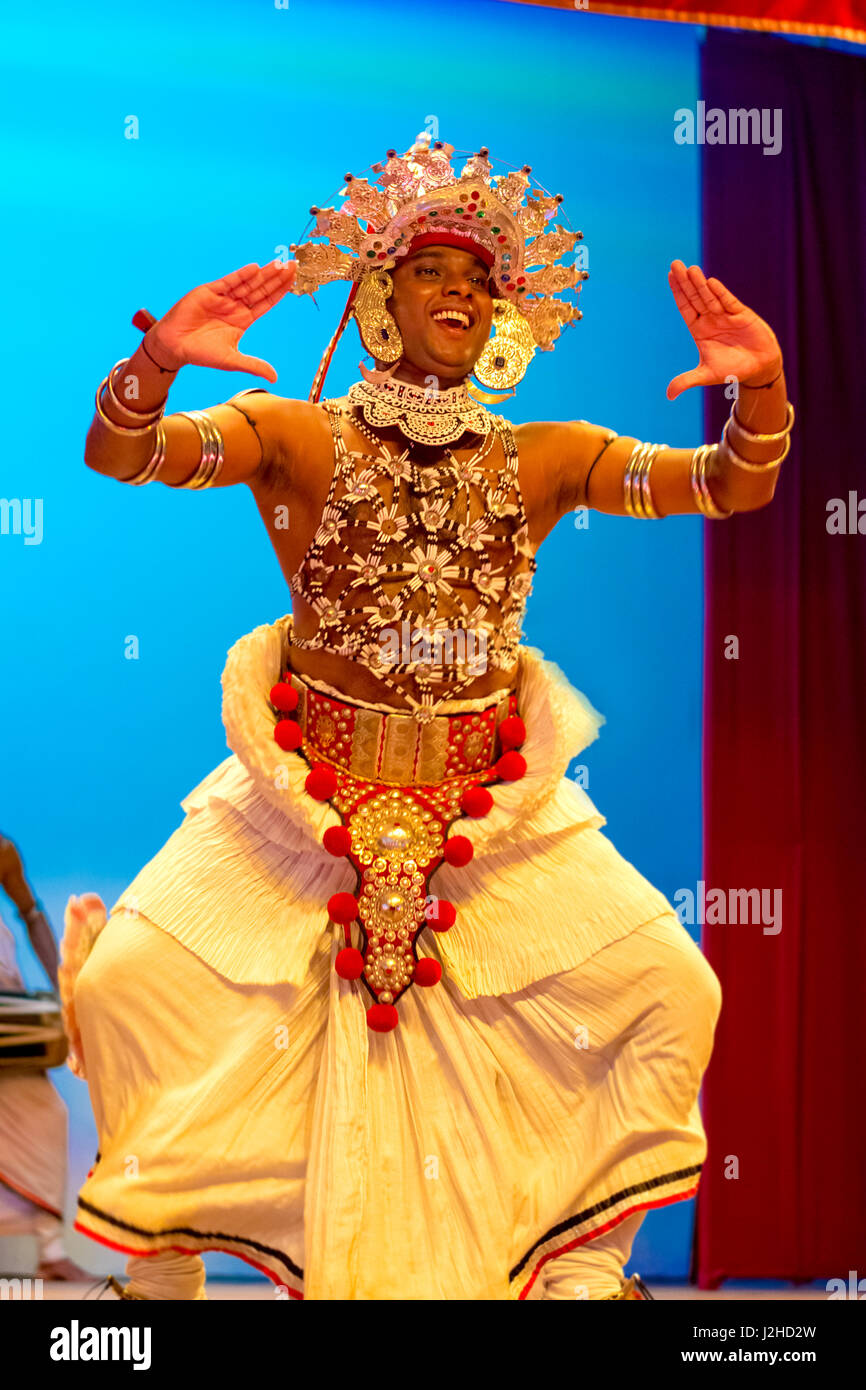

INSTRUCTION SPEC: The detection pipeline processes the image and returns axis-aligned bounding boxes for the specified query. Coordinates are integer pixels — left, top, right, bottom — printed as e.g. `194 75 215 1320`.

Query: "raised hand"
146 260 297 383
666 260 782 401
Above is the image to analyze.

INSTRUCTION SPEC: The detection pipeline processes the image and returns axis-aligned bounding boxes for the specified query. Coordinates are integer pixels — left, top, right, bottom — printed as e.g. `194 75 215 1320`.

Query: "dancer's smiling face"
381 244 495 386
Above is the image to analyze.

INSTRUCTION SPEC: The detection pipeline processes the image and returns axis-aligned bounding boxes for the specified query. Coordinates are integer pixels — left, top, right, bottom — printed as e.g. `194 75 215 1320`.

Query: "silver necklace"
347 376 494 446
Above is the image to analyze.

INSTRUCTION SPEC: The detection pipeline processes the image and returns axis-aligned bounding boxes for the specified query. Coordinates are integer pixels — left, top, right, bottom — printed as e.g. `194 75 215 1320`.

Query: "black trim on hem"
509 1163 702 1282
77 1195 304 1283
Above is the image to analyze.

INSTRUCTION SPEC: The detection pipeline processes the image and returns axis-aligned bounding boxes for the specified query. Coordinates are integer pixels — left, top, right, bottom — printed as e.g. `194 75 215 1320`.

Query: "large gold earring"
469 300 536 402
353 270 403 364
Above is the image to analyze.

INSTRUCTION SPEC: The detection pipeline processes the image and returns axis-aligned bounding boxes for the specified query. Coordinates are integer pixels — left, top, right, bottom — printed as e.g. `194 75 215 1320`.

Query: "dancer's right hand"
145 260 297 383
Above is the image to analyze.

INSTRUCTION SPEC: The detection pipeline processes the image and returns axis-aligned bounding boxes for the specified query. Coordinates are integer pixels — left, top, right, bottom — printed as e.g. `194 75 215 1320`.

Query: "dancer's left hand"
666 260 783 400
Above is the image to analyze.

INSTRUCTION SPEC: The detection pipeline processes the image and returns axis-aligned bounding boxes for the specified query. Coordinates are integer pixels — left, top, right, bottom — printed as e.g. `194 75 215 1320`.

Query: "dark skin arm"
0 837 58 990
517 261 788 543
83 260 307 488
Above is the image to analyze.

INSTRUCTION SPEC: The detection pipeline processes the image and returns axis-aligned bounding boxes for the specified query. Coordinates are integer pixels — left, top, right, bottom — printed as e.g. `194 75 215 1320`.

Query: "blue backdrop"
1 0 705 1280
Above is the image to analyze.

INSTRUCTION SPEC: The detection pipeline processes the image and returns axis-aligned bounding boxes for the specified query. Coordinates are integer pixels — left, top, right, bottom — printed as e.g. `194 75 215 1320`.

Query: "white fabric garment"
126 1251 207 1300
122 1216 643 1301
103 620 676 996
535 1212 646 1301
66 618 722 1299
73 907 719 1300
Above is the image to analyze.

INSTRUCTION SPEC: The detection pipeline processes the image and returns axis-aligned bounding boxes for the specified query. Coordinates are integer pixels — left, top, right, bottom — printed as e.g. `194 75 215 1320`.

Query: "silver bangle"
690 444 733 520
105 359 166 424
730 400 795 443
166 411 225 489
623 442 665 519
638 443 664 519
624 442 649 518
124 420 167 485
721 418 791 473
95 375 162 437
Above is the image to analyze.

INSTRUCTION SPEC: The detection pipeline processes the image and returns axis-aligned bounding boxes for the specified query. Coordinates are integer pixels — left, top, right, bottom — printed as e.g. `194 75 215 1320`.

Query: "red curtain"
504 0 866 43
695 31 866 1285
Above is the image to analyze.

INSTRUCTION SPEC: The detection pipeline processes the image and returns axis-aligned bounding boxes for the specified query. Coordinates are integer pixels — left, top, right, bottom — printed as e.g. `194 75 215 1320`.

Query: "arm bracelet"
721 418 791 473
95 359 167 436
730 400 794 443
690 444 733 519
105 359 166 424
123 420 167 485
120 409 226 488
623 441 665 519
165 410 225 490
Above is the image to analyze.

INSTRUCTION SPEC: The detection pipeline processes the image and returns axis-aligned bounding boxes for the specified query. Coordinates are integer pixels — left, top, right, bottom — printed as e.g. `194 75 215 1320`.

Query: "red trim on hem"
516 1182 700 1299
0 1168 63 1220
74 1220 304 1299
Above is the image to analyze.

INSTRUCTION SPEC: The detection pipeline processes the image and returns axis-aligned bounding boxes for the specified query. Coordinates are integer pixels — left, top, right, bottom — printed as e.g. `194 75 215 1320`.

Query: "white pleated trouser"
74 907 720 1301
122 1212 645 1301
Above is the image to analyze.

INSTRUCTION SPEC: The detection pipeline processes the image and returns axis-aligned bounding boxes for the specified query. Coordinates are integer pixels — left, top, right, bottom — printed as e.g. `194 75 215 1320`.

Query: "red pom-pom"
495 750 527 782
270 682 299 713
274 719 302 751
414 957 442 987
444 835 474 867
461 785 493 818
427 899 456 932
323 825 352 857
367 1003 399 1032
327 892 359 924
306 764 338 801
335 946 364 979
499 715 526 749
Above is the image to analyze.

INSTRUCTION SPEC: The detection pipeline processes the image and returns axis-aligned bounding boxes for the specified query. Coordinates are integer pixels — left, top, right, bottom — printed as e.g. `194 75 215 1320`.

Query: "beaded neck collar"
346 376 494 446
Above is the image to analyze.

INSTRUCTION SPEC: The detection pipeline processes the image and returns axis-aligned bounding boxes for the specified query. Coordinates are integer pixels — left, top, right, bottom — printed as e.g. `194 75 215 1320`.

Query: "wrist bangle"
721 419 790 472
105 359 166 423
95 376 163 436
730 400 794 444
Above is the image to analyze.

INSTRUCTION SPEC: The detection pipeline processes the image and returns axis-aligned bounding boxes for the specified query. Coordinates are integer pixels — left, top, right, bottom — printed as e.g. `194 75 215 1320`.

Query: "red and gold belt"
269 670 528 1033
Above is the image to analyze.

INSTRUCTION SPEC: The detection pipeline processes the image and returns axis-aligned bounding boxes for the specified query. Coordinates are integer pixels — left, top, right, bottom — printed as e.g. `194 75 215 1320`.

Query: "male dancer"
68 138 792 1300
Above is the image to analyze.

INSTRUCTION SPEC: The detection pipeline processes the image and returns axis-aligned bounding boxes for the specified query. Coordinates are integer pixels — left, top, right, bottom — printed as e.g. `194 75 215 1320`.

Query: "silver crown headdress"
289 135 587 401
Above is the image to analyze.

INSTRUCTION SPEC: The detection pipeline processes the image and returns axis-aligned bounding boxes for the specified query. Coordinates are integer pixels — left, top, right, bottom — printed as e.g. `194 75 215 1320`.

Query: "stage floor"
20 1282 830 1301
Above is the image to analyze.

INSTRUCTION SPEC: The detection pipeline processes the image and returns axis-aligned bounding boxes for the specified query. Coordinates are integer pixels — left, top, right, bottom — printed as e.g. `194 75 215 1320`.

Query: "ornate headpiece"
289 135 587 402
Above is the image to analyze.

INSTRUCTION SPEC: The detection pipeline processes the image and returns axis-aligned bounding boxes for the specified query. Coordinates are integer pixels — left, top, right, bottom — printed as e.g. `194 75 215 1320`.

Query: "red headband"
405 230 496 268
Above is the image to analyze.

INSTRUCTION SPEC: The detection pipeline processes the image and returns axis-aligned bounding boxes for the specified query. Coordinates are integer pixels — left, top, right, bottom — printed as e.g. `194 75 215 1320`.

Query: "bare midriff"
285 603 520 709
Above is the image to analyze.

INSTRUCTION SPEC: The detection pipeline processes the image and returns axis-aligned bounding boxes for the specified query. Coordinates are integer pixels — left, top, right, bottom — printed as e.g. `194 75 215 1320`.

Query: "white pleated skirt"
73 904 719 1300
67 621 722 1299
